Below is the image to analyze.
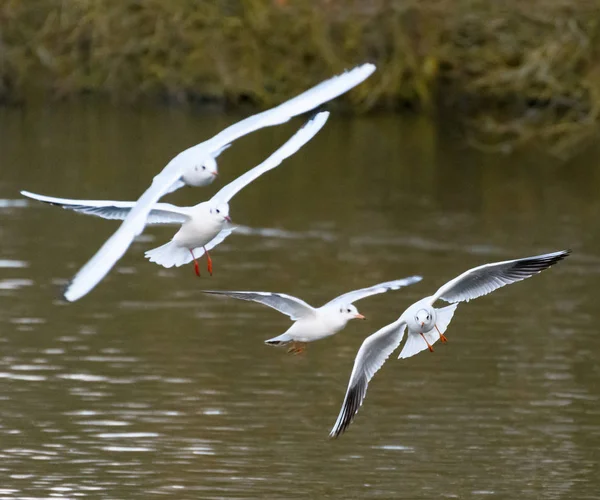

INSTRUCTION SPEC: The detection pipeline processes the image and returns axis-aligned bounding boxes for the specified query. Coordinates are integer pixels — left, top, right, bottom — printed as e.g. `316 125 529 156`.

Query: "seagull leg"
189 249 200 277
420 333 434 352
204 247 213 276
287 342 306 355
434 324 447 343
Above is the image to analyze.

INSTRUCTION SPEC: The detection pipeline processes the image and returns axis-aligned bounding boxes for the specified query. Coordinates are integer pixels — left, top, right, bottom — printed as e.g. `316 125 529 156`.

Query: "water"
0 101 598 498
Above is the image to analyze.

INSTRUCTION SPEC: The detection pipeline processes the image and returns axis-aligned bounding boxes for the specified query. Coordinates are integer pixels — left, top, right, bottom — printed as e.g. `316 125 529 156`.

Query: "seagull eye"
216 209 220 214
202 165 206 170
347 308 351 313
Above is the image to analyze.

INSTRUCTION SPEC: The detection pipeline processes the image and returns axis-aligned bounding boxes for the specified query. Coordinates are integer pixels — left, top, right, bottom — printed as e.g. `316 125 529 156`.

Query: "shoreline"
2 0 599 156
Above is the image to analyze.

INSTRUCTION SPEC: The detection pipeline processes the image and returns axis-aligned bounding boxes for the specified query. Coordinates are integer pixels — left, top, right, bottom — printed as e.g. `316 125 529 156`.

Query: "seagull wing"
62 64 374 302
210 111 329 204
431 250 570 305
329 319 406 438
198 63 374 159
20 190 190 225
201 290 316 320
324 276 422 307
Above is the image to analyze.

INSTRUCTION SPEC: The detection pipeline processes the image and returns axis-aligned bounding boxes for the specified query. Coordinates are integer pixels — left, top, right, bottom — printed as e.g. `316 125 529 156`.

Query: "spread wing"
431 250 570 305
200 290 315 320
62 64 374 302
325 276 422 307
329 319 406 438
20 191 190 225
210 111 329 204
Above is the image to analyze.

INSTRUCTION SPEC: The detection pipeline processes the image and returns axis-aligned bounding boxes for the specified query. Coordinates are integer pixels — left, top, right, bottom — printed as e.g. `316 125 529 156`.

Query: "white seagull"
42 63 375 301
329 250 570 438
176 144 230 190
22 112 330 278
202 276 423 354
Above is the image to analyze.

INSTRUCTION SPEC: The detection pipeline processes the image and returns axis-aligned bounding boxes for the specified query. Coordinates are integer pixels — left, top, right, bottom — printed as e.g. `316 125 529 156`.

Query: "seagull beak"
355 314 366 320
224 215 232 222
421 322 425 327
211 171 218 177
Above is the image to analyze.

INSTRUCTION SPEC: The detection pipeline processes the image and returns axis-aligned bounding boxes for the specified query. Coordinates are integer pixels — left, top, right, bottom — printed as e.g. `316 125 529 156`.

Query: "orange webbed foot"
435 324 447 343
420 332 434 352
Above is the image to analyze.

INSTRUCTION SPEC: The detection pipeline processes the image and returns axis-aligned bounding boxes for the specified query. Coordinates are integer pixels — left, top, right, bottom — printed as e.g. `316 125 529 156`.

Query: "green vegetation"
2 0 600 155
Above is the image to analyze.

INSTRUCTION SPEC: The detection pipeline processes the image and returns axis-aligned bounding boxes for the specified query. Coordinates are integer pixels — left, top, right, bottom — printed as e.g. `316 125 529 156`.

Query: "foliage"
1 0 600 155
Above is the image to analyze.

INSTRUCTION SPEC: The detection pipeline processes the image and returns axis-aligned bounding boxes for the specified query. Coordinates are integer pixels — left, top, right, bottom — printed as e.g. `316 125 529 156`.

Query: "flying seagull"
22 112 330 279
329 249 570 438
202 276 422 354
31 63 375 301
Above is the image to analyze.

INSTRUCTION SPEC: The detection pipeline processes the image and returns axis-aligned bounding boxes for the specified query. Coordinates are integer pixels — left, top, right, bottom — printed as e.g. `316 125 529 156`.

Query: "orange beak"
211 171 218 177
355 314 366 320
421 322 425 327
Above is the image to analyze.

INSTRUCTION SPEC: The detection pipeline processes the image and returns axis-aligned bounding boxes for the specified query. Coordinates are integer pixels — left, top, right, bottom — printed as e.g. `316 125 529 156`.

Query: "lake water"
0 101 598 498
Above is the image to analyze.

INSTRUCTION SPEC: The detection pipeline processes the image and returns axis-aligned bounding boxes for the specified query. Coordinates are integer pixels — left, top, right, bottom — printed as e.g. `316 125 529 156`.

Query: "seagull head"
339 304 366 321
183 157 218 187
415 308 433 330
209 202 231 223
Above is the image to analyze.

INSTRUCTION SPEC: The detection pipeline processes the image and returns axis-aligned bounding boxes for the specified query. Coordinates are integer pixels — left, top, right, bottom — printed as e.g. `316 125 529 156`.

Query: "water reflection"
0 102 598 498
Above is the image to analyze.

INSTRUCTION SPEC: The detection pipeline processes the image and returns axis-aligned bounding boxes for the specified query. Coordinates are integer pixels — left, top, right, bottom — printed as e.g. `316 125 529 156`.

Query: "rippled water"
0 102 598 498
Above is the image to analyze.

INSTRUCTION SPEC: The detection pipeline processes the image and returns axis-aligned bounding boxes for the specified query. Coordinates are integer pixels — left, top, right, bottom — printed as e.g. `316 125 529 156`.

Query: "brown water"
0 101 598 499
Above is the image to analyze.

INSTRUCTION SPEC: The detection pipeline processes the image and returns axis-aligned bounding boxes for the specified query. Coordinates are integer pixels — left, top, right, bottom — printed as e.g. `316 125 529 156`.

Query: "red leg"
435 324 447 343
287 342 306 355
420 333 434 352
204 246 213 276
189 249 200 277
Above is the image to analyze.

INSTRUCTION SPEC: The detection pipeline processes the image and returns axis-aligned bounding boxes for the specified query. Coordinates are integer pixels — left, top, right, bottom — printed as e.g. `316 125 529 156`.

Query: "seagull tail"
264 333 293 346
145 241 192 268
398 303 459 359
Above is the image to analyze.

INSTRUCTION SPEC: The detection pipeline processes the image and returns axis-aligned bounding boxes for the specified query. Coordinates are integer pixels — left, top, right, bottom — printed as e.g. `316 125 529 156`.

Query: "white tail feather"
398 303 459 359
145 241 193 268
264 333 293 346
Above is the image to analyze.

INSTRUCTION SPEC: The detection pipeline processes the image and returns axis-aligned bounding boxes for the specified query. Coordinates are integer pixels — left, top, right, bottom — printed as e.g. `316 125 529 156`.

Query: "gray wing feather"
325 276 422 307
20 191 189 225
329 319 406 438
201 290 315 320
432 250 570 304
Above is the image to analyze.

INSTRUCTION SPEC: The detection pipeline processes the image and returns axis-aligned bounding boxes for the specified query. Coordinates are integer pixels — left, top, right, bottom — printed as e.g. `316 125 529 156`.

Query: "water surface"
0 102 598 498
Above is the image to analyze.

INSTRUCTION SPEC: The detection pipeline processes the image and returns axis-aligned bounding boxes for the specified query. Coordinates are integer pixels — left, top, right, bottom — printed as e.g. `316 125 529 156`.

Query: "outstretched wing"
20 191 190 225
201 290 315 321
210 112 329 204
325 276 422 307
329 319 406 439
431 250 570 305
62 64 375 302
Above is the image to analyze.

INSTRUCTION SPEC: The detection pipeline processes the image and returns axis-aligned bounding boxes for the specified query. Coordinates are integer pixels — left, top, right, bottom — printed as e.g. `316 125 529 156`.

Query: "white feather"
398 303 459 359
144 241 190 268
144 226 236 268
62 64 375 301
21 190 190 225
329 319 406 438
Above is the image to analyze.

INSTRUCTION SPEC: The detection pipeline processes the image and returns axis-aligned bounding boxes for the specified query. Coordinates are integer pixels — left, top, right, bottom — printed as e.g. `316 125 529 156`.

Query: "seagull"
202 276 423 354
41 63 375 302
176 144 230 191
22 111 330 279
329 250 570 438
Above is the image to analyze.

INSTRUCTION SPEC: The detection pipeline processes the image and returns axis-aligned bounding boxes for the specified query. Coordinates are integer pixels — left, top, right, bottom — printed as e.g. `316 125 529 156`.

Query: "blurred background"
3 0 600 155
1 1 599 498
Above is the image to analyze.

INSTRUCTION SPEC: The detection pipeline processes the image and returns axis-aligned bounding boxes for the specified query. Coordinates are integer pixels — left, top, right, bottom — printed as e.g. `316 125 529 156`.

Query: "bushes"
2 0 600 155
